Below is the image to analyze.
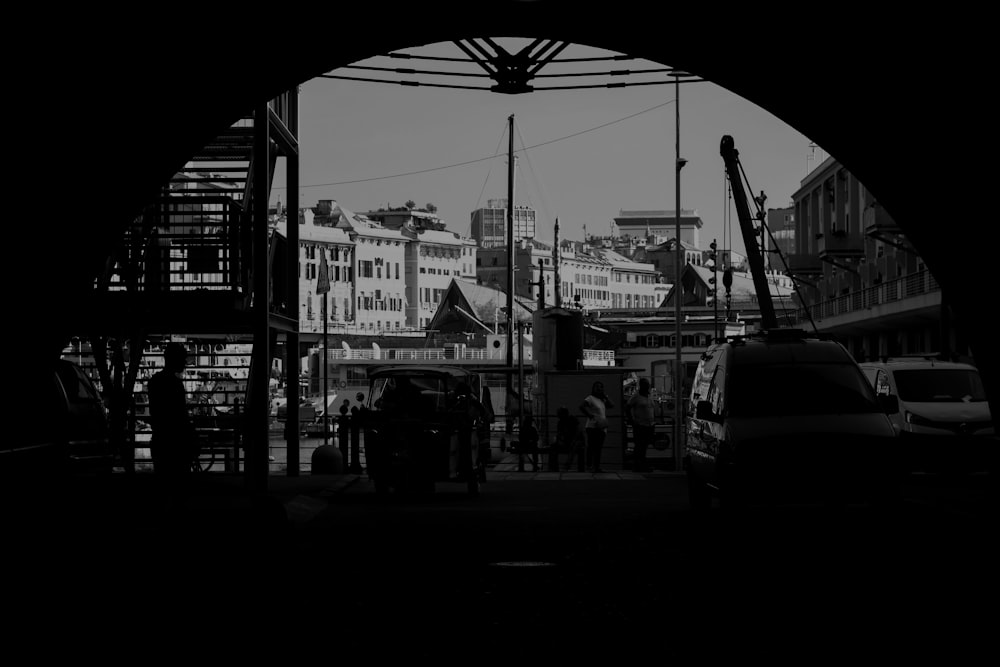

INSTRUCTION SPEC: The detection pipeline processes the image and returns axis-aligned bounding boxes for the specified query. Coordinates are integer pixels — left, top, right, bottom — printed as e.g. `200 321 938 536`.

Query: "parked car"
685 328 902 510
2 358 112 478
860 357 995 475
363 365 493 496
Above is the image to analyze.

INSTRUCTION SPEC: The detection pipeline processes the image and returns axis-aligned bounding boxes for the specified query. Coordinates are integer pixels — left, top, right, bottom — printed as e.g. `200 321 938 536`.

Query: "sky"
269 39 828 259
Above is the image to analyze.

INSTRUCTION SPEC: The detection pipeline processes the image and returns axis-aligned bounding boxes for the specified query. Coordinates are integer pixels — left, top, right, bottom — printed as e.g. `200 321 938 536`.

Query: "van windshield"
728 363 881 417
369 374 452 416
893 369 987 403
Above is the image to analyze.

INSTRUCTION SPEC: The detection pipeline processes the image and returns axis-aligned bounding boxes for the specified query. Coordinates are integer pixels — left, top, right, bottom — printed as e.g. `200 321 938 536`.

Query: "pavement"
5 450 680 536
236 450 679 526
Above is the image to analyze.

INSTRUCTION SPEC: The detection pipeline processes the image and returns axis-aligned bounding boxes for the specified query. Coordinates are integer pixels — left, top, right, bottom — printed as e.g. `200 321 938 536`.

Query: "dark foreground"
3 471 995 660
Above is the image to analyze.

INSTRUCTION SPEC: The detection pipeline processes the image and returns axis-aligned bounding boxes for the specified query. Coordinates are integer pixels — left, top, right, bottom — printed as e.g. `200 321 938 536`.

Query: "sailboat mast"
506 114 515 372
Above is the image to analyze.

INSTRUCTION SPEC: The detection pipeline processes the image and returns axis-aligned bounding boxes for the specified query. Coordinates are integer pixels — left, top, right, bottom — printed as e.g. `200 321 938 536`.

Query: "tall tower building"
470 198 536 248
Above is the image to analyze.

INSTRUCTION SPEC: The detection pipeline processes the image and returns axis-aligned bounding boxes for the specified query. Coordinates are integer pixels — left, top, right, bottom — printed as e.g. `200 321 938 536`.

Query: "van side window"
707 365 725 415
690 354 717 411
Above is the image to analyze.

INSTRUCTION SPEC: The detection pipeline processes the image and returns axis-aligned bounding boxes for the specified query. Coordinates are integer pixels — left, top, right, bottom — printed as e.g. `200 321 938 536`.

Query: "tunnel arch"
21 5 997 419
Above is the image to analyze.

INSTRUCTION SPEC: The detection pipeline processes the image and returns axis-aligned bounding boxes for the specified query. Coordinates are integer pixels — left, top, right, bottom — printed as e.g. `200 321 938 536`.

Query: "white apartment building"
592 248 661 310
334 213 408 333
476 239 660 311
403 227 474 329
274 213 355 331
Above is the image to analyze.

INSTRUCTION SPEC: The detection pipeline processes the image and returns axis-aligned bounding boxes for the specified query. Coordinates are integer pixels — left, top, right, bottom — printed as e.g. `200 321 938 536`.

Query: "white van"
860 358 994 474
685 329 901 510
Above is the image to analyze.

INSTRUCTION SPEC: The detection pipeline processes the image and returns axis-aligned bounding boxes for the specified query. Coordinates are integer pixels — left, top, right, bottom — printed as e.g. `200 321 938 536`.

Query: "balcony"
818 226 864 260
787 252 823 277
864 203 902 237
795 269 940 324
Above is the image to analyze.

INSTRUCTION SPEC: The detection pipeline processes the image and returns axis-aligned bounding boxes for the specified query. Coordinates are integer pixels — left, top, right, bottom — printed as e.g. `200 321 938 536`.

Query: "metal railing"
795 269 940 322
103 196 245 293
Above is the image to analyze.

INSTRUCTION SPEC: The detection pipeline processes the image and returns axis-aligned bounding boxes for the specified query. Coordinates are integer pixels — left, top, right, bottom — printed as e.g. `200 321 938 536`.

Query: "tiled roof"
452 280 534 321
689 264 795 298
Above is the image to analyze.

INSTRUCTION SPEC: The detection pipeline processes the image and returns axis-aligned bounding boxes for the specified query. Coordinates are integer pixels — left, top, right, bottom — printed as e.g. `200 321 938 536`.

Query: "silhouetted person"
556 406 585 472
148 342 199 497
518 415 540 472
451 381 487 478
626 377 655 472
580 380 613 473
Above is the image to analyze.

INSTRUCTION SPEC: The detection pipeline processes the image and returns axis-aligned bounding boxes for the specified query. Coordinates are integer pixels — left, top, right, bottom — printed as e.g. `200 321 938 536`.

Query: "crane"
719 135 778 330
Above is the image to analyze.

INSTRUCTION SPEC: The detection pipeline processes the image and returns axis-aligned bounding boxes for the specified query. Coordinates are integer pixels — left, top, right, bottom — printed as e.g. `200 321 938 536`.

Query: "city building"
786 157 961 361
476 238 660 312
470 198 536 248
363 205 479 328
612 209 703 247
591 247 662 310
766 205 796 268
272 209 355 332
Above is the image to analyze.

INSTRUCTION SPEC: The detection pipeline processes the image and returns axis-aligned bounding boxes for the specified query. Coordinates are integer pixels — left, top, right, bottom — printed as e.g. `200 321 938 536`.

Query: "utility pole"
506 114 515 440
672 72 687 472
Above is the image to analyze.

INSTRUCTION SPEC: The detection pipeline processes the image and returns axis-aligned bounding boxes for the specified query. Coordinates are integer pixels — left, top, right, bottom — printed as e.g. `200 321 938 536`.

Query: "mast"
506 114 515 433
553 217 562 307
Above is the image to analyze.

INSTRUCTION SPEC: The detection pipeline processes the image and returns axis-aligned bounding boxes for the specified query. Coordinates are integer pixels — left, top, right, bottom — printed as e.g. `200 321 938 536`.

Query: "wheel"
192 448 216 473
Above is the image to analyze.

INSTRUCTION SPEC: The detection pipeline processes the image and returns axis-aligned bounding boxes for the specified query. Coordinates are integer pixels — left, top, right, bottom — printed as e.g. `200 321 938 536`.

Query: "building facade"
786 158 960 361
612 209 703 248
470 198 536 248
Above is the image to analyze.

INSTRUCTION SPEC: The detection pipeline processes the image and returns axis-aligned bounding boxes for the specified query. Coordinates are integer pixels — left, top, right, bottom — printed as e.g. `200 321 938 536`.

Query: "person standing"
580 380 613 473
626 377 656 472
450 381 487 478
518 415 540 472
148 342 198 492
556 406 585 472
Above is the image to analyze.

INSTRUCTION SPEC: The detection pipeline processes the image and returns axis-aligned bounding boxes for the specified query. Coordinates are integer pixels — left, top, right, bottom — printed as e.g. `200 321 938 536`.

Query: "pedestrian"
626 377 656 472
518 415 540 472
147 341 199 501
556 406 585 472
450 381 487 478
580 380 613 473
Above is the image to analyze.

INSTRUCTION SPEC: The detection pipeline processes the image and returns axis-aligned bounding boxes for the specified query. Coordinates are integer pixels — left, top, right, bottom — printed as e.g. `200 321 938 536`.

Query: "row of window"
624 333 713 348
419 267 461 276
304 245 351 261
357 260 401 280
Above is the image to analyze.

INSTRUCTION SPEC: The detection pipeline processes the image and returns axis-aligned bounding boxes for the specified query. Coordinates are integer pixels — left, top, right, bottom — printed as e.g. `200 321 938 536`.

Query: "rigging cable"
468 121 511 237
273 98 677 191
514 121 556 241
735 156 817 331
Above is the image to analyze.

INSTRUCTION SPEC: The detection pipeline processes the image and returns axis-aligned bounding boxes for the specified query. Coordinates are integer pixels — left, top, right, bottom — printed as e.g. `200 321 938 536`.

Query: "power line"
272 98 677 191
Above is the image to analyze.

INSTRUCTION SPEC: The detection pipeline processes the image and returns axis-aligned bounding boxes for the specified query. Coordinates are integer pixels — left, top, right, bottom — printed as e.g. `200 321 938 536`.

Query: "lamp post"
673 71 689 472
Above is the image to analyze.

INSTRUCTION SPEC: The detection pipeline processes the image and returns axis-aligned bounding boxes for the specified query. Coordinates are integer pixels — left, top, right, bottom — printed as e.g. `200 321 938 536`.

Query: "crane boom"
719 135 777 329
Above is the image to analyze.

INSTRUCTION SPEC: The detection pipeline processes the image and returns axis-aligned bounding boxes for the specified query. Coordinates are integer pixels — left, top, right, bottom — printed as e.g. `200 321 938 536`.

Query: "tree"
425 203 437 213
405 199 416 209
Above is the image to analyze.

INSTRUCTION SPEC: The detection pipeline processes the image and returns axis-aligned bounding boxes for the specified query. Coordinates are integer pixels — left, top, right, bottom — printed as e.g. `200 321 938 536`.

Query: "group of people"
518 378 657 474
150 345 660 485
